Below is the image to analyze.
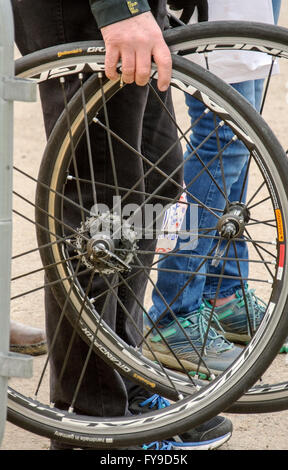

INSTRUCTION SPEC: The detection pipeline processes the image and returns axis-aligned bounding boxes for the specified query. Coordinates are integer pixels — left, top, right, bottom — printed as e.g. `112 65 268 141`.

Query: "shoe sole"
169 432 232 450
223 330 288 353
10 341 48 356
221 330 288 356
221 330 251 345
143 346 222 377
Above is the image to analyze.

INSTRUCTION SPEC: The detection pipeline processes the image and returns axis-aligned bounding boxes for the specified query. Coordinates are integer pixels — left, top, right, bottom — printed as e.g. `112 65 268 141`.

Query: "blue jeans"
149 0 281 324
273 0 281 23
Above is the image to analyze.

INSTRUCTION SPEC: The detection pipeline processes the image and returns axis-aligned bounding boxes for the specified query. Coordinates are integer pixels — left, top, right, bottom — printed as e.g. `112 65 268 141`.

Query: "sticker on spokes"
156 187 188 253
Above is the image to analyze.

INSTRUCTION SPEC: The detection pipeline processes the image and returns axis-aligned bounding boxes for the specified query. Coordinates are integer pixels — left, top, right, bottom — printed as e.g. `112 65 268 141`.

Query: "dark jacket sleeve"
89 0 151 28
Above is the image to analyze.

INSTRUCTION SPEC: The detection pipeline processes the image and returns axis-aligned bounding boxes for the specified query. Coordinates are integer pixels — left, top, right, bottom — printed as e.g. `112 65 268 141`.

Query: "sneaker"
143 305 241 377
203 288 288 354
279 336 288 354
130 394 232 450
203 288 266 344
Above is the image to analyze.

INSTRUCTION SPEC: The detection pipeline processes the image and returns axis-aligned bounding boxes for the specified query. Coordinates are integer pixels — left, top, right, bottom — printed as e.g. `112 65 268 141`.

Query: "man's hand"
101 12 172 91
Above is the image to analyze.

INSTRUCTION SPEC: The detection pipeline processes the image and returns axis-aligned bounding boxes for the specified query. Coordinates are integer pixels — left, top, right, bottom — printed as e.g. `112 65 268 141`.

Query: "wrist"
90 0 151 28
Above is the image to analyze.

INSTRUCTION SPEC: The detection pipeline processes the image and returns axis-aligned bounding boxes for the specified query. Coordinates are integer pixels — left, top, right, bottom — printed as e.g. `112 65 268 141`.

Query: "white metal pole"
0 0 36 446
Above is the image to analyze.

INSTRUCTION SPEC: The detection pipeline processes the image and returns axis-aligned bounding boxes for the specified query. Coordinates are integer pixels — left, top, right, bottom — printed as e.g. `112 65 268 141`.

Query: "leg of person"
272 0 282 23
126 81 233 450
146 89 250 373
12 0 233 449
147 62 278 356
10 0 152 426
202 0 282 304
202 0 286 348
12 0 139 424
202 80 266 344
13 0 215 450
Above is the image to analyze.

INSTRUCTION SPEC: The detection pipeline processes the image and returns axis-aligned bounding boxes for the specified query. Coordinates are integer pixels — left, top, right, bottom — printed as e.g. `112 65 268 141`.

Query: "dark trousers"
11 0 183 419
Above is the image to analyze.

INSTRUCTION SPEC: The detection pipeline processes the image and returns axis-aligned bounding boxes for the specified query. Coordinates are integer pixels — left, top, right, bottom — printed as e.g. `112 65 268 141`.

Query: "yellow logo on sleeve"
127 1 139 14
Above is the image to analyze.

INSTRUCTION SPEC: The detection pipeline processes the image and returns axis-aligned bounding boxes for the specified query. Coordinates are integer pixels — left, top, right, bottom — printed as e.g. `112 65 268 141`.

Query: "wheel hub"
75 212 138 274
216 202 250 239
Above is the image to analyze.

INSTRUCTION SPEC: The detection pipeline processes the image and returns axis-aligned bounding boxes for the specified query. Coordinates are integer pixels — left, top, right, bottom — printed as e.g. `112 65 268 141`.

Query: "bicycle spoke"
103 271 196 394
133 253 216 378
14 165 92 220
239 153 252 203
247 218 276 229
244 229 276 279
244 229 277 260
99 74 120 199
60 77 85 223
213 113 229 205
147 81 229 202
11 253 80 282
247 195 272 211
197 240 231 374
259 57 277 115
11 264 91 301
58 270 96 411
246 180 266 208
34 258 83 398
79 73 98 208
232 240 255 337
13 190 90 245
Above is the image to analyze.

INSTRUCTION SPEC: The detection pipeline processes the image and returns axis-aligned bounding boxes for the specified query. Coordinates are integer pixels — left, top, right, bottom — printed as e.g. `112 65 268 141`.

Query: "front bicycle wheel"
25 21 288 416
7 35 288 447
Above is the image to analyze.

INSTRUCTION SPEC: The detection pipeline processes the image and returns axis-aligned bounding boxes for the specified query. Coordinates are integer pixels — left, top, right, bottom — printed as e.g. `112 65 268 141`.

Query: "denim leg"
206 0 279 298
150 74 268 322
202 79 265 298
150 90 253 322
150 1 281 321
205 0 281 301
272 0 281 24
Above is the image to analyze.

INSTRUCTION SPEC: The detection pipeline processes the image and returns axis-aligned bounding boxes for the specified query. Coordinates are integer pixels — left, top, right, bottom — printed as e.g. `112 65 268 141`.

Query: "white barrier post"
0 0 36 446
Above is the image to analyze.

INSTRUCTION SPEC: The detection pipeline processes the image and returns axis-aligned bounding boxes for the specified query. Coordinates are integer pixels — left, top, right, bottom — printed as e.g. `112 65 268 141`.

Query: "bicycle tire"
7 31 288 447
17 21 288 415
164 20 288 414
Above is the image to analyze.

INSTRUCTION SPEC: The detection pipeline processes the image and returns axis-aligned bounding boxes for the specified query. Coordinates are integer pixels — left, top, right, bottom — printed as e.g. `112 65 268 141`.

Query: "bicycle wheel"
18 21 288 416
165 20 288 413
7 33 288 447
167 20 288 151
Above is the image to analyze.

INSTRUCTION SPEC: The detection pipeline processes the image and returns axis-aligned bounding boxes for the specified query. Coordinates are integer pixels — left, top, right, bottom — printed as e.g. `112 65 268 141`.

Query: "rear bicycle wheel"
7 37 288 447
165 20 288 413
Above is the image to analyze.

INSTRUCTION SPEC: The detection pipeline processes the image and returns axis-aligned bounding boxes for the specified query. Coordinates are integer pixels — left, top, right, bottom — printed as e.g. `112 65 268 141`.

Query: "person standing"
11 0 233 449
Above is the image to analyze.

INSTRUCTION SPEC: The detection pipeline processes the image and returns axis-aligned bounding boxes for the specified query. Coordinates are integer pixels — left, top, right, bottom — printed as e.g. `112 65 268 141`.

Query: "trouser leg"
12 0 182 416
